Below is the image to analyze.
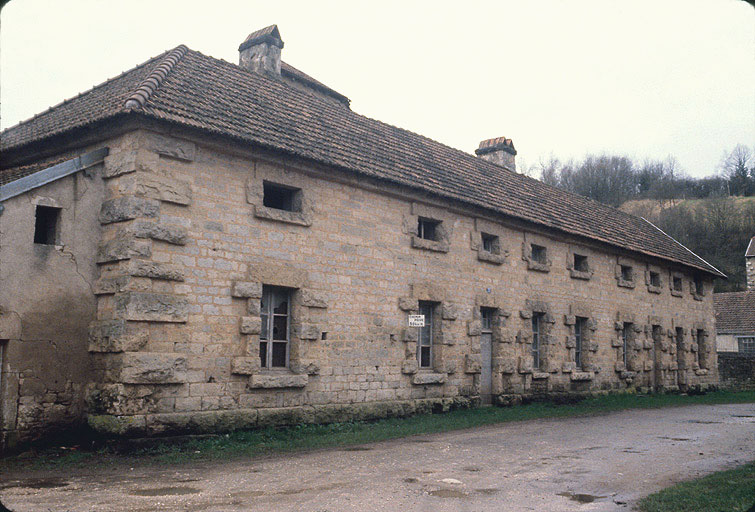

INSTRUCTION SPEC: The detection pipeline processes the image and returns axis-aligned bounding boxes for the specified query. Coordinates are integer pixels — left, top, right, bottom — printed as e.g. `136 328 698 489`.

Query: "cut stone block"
249 373 308 388
401 359 419 375
119 352 187 384
99 196 159 224
300 290 328 308
97 235 152 263
231 356 259 375
231 281 262 299
240 316 262 335
130 220 188 245
464 354 482 374
127 260 184 281
114 292 188 323
88 320 148 353
412 373 446 385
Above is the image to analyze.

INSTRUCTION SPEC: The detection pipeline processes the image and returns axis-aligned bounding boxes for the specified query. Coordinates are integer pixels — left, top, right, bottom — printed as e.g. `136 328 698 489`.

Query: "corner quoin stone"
118 352 188 384
114 292 188 323
99 196 160 225
232 281 263 299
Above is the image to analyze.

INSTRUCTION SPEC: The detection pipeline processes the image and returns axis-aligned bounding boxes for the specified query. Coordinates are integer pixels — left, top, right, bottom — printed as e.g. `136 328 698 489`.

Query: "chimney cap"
746 236 755 257
239 24 284 52
475 137 516 157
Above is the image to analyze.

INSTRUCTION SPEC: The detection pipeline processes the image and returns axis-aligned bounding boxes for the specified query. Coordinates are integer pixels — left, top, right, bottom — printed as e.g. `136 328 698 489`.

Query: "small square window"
33 205 61 245
620 265 633 282
649 271 660 287
673 276 683 292
573 254 589 272
481 233 499 254
531 244 547 265
418 218 440 241
738 337 755 355
480 307 495 331
263 182 301 212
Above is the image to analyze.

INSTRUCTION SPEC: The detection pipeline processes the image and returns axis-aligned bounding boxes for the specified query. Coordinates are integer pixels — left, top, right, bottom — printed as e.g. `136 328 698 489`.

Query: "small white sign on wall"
408 315 425 327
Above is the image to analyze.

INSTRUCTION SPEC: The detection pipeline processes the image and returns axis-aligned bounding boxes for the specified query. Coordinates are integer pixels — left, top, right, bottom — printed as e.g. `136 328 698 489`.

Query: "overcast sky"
1 0 753 177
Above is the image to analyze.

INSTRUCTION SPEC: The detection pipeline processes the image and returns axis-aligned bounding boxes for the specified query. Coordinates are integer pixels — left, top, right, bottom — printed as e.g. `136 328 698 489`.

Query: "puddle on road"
341 446 373 451
658 437 691 441
475 488 500 496
688 420 722 424
1 478 69 489
130 486 200 496
403 477 419 483
429 489 469 498
558 492 606 503
463 466 481 472
732 415 754 418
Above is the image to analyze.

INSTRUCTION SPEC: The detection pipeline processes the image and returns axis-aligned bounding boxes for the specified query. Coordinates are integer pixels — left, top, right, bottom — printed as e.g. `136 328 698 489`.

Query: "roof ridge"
124 45 188 110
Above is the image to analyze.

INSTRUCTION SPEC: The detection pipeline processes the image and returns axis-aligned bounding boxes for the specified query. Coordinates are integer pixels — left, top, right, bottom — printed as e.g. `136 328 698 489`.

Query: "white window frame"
738 336 755 355
260 286 291 369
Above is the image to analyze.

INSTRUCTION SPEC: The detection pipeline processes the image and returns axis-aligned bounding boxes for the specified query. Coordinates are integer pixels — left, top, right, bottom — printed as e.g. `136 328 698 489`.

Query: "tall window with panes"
532 313 544 370
622 322 632 367
260 286 291 368
417 302 434 368
574 317 587 370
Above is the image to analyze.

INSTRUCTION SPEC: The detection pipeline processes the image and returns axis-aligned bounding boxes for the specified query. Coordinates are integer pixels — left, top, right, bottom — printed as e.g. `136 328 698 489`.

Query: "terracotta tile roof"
714 291 755 333
0 45 723 277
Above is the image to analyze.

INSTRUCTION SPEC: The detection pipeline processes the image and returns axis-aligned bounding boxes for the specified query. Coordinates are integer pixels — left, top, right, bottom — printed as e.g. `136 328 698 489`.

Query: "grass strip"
637 461 755 512
4 389 754 469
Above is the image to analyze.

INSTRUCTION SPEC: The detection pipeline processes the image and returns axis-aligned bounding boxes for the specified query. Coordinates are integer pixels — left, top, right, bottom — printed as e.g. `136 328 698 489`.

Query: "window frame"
738 336 755 355
532 312 544 370
574 316 587 370
262 181 302 212
259 286 292 369
417 217 441 242
417 301 435 369
531 244 547 265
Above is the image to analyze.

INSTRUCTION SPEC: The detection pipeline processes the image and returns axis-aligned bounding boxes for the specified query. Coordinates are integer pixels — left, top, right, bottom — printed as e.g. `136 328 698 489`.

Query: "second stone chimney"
239 25 284 76
746 236 755 290
475 137 517 171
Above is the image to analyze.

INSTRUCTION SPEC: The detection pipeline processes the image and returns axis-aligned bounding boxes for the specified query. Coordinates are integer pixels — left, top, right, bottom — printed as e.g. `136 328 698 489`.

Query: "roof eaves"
641 217 726 278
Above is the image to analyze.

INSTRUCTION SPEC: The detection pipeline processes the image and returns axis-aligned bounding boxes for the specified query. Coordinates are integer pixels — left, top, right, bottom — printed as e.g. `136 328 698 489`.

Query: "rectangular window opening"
417 301 435 368
574 317 587 369
263 182 301 212
573 254 588 273
481 233 499 254
673 276 683 292
480 307 495 332
531 244 547 265
259 286 291 368
532 312 544 370
417 218 440 241
622 322 632 367
33 205 61 245
696 329 706 368
649 271 661 287
738 337 755 355
694 275 704 296
620 265 633 282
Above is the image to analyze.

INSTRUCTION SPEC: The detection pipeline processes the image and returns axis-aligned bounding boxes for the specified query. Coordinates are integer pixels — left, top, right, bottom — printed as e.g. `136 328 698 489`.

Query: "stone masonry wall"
85 129 718 436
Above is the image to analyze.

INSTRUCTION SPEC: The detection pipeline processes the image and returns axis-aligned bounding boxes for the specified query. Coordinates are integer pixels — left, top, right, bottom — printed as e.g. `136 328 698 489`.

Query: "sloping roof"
746 237 755 257
714 291 755 333
0 44 724 277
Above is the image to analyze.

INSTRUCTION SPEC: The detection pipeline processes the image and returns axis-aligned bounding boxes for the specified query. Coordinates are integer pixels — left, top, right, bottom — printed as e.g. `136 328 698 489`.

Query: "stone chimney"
239 25 284 76
475 137 516 171
746 236 755 290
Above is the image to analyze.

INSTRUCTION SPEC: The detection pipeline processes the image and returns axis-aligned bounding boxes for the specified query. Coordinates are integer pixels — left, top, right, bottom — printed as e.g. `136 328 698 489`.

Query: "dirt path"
1 403 754 511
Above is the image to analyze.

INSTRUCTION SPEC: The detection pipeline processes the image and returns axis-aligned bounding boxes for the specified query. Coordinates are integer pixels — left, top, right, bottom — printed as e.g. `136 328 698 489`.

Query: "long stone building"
0 26 722 449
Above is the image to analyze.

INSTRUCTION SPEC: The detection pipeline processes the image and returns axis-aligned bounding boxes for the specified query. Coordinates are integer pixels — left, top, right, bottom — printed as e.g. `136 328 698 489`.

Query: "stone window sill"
570 371 593 381
647 285 662 294
411 236 449 253
670 289 683 297
694 368 709 376
691 292 705 302
254 205 312 226
412 372 446 385
616 279 635 289
531 372 549 380
569 269 592 280
249 372 308 389
477 250 505 265
526 261 551 273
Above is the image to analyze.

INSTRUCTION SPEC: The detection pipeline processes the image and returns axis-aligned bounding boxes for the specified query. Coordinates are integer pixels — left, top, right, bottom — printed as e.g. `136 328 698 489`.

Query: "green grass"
3 389 754 470
637 461 755 512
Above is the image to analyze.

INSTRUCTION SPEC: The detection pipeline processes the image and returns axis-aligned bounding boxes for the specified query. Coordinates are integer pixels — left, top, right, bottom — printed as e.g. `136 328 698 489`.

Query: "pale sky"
1 0 753 178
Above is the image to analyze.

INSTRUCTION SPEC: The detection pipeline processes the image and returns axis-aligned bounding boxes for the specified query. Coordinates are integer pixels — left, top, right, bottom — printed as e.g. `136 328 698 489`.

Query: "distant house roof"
0 44 724 277
746 237 755 257
714 291 755 334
